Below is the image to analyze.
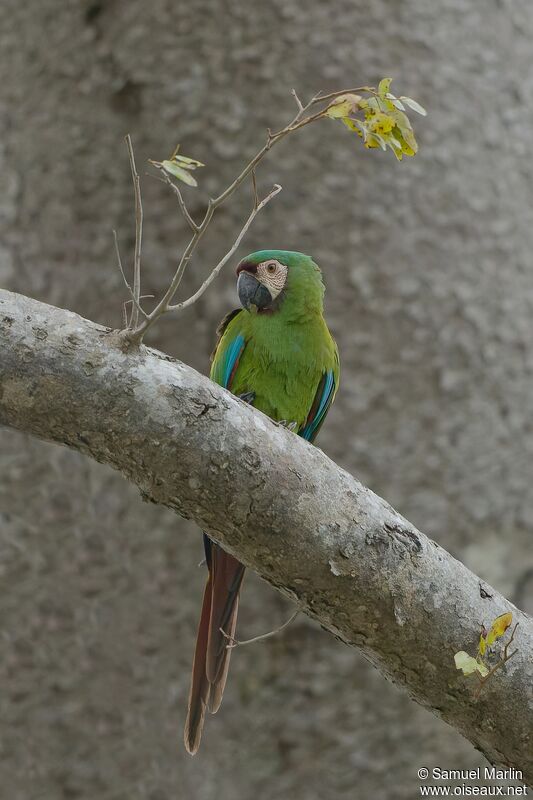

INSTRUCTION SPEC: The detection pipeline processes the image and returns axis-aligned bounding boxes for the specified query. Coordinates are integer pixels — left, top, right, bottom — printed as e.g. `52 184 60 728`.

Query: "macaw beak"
237 270 272 311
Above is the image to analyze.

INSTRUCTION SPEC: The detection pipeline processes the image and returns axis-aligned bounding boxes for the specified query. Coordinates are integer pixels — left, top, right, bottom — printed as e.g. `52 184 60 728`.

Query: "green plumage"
211 250 339 429
185 249 339 755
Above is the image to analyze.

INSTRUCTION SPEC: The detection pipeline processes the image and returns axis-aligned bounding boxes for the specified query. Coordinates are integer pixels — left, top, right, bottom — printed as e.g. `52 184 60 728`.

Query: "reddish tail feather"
184 540 245 755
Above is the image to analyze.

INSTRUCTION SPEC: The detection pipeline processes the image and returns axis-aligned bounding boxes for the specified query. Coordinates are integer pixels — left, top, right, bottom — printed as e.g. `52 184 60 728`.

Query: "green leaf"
377 96 396 113
378 77 393 97
341 117 363 136
325 93 363 118
386 93 406 111
388 108 413 131
476 660 489 677
391 126 417 156
400 96 427 116
173 154 205 169
161 160 198 187
454 651 489 677
367 111 394 135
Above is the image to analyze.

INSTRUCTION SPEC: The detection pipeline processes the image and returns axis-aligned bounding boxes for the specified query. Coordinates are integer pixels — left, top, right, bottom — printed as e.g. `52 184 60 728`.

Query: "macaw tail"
184 539 245 755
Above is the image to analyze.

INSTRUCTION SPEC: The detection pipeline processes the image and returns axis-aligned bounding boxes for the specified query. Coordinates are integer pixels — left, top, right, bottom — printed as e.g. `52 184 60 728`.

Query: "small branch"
129 202 215 342
113 230 149 322
221 609 299 649
308 85 373 106
125 83 379 343
149 162 199 232
122 295 154 328
251 169 259 210
125 135 143 330
291 88 304 113
168 184 282 313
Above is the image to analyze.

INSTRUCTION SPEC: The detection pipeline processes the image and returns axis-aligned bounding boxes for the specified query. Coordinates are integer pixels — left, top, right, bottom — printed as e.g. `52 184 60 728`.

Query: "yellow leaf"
364 134 381 150
366 111 394 136
378 77 393 97
486 612 513 646
478 633 487 657
341 117 363 136
325 93 363 118
392 126 417 156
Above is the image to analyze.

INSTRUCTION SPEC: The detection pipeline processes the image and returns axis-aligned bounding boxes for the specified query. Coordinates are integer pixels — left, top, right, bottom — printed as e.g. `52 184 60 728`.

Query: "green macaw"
184 250 340 754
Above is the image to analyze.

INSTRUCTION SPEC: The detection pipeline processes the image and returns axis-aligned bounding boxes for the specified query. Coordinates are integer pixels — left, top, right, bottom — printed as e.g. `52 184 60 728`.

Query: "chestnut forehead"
236 260 257 275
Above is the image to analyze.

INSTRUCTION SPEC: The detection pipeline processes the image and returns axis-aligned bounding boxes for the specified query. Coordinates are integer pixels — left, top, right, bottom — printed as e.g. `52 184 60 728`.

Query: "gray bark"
1 288 531 785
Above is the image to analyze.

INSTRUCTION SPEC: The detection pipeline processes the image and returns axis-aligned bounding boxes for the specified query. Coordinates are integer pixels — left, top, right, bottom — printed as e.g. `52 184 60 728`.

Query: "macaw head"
235 250 324 315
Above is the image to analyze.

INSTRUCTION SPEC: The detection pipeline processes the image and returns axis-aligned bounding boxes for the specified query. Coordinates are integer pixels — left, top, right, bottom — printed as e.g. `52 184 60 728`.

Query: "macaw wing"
210 309 247 390
299 366 338 443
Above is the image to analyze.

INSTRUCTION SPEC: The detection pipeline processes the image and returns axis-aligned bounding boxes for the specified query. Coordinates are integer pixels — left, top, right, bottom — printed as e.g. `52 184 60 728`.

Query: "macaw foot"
238 391 256 405
277 420 299 432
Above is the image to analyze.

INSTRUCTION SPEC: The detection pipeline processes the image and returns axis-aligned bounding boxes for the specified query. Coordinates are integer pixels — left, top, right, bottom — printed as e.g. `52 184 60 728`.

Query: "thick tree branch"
0 288 531 784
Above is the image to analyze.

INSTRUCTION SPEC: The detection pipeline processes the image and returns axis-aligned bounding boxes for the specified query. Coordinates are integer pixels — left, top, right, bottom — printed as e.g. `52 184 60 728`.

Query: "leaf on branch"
455 611 518 696
377 77 393 97
325 78 425 161
341 117 363 136
172 154 205 169
485 611 513 646
325 93 363 118
386 93 406 111
454 651 489 677
400 96 427 116
161 160 198 186
158 145 205 187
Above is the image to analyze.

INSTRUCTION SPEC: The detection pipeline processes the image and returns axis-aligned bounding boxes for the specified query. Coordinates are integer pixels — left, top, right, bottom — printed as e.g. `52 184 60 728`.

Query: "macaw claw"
238 391 256 405
277 420 299 432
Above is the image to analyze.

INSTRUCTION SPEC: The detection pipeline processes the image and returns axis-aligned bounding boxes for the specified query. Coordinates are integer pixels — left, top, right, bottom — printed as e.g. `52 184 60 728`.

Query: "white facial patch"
256 259 288 299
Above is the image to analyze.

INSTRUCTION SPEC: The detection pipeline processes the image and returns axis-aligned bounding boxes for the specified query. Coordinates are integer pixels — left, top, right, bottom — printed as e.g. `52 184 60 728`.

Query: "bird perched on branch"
184 250 339 754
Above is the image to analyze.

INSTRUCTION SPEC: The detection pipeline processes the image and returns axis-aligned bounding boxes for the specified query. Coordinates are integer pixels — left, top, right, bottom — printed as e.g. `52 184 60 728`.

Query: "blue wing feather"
222 334 246 389
299 369 336 442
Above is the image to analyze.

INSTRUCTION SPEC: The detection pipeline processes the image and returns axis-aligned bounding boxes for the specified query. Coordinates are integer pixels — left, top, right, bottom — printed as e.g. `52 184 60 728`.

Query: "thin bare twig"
291 88 304 112
308 85 373 106
168 184 282 312
221 609 299 650
125 135 143 330
113 231 149 324
122 295 154 327
251 169 259 210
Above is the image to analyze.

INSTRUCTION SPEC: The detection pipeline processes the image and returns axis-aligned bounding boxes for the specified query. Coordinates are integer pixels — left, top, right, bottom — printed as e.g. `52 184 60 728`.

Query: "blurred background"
1 1 533 798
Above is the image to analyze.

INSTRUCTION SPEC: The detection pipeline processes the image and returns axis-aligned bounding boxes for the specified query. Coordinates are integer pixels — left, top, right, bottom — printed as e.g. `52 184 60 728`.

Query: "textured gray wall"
1 1 533 798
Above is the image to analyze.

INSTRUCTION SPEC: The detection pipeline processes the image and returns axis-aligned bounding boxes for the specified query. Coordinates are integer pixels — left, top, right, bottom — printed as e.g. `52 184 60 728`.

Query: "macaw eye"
266 262 277 274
